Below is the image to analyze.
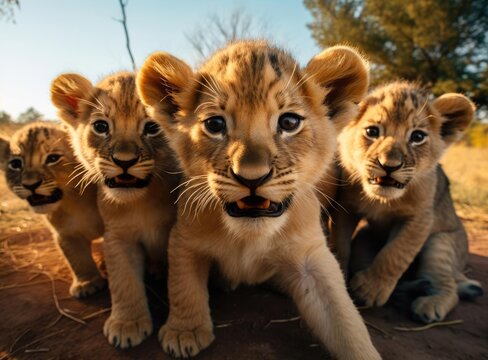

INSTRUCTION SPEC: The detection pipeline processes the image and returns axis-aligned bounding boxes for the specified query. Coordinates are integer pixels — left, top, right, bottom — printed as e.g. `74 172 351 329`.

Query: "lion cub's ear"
137 52 193 127
433 94 475 145
305 46 369 130
51 74 94 127
0 135 10 169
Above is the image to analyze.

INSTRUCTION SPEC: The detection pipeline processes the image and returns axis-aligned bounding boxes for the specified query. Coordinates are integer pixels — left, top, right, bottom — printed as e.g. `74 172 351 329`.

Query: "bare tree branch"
115 0 136 71
185 8 269 62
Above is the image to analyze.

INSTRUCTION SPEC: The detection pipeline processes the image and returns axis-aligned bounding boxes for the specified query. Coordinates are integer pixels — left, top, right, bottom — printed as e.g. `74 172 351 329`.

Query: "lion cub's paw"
350 269 396 307
159 323 215 358
411 295 450 323
103 314 153 349
70 276 107 298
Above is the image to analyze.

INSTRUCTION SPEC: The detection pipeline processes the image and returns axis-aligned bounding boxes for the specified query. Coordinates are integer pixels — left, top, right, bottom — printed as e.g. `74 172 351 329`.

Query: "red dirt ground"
0 224 486 360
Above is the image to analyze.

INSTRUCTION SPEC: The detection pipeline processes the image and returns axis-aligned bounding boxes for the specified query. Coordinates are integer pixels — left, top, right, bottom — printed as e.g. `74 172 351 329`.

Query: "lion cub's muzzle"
225 168 292 218
368 158 407 189
20 179 63 207
104 155 151 189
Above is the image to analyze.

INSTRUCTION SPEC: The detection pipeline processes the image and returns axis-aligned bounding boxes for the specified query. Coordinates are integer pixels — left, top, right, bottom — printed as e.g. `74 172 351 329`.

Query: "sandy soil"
0 175 487 360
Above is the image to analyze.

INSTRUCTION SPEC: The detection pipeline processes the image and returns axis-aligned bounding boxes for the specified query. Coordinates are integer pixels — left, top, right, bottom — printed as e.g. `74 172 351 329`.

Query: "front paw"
70 276 107 298
103 313 153 348
411 295 451 324
159 322 214 358
350 269 396 307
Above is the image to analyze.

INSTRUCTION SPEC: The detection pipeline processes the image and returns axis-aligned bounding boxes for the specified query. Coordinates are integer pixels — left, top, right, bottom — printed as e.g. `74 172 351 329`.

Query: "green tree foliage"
304 0 488 109
17 107 42 123
0 110 12 124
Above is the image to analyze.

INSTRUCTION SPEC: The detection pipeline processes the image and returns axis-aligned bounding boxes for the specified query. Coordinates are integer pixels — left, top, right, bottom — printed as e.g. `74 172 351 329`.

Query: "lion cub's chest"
201 235 277 286
100 189 176 262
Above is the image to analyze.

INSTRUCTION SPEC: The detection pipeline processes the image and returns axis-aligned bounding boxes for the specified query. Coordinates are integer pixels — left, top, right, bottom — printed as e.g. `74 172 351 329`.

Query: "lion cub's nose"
112 155 139 172
231 169 273 190
377 158 403 174
23 180 42 192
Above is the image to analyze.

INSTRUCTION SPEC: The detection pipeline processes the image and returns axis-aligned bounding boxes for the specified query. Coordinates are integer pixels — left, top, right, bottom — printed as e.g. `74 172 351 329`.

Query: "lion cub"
0 122 105 298
137 41 380 359
51 72 180 348
331 82 483 323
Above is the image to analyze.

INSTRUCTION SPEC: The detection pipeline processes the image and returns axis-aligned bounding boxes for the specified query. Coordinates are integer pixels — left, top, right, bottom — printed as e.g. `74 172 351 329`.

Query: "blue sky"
0 0 320 119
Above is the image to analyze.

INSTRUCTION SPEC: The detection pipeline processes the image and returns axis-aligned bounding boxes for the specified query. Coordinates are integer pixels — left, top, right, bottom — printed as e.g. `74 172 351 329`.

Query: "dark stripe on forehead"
268 52 282 78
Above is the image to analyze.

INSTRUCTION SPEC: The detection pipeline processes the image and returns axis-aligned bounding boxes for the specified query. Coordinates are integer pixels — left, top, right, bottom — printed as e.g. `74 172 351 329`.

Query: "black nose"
378 161 403 174
23 180 42 192
112 156 139 171
231 169 273 190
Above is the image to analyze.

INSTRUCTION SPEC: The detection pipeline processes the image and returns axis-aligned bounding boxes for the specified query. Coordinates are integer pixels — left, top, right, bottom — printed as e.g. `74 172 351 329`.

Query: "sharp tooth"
260 199 271 209
236 200 247 210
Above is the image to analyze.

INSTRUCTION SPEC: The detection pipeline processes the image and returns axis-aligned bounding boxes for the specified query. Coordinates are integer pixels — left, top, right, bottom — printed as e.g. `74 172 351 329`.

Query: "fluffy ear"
50 73 94 126
0 135 10 169
305 46 369 129
432 93 475 144
137 52 193 117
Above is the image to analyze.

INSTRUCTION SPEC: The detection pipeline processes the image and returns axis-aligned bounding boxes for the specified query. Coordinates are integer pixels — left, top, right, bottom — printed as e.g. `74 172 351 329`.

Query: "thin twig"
8 329 31 353
116 0 136 71
25 348 50 353
265 316 301 329
393 319 463 332
82 308 111 320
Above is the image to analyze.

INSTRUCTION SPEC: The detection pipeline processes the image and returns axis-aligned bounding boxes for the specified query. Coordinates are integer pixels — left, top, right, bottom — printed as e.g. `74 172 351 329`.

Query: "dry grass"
441 145 488 213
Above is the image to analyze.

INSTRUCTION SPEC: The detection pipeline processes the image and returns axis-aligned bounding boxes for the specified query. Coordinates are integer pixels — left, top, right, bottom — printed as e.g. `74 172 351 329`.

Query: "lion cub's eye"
410 130 428 145
365 126 380 139
143 121 161 136
92 120 110 135
204 116 226 135
46 154 62 165
278 113 303 133
8 158 23 171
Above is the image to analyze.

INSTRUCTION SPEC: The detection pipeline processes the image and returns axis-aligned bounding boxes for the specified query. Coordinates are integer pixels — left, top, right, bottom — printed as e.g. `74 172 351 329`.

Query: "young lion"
137 41 380 359
0 122 106 298
51 72 180 348
331 82 483 323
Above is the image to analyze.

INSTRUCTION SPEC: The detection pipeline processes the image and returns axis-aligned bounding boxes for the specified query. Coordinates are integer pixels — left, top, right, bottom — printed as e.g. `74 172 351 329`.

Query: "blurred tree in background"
0 0 19 22
0 111 12 124
17 107 42 123
304 0 488 112
186 8 268 62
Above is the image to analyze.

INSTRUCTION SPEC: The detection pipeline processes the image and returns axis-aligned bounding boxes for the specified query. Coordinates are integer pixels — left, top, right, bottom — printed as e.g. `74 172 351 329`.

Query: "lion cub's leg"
55 233 106 298
279 235 380 360
412 232 462 323
159 231 214 358
102 233 152 348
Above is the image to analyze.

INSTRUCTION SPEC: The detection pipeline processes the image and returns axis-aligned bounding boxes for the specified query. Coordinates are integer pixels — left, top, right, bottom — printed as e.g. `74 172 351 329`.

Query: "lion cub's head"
339 82 475 201
137 40 368 236
0 122 77 214
51 72 175 203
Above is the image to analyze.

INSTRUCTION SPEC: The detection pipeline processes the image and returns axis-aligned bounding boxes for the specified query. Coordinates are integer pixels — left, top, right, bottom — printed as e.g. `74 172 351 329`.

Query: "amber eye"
365 126 380 139
46 154 62 165
204 116 226 135
8 158 23 171
410 130 427 144
92 120 109 135
143 121 161 136
278 113 303 133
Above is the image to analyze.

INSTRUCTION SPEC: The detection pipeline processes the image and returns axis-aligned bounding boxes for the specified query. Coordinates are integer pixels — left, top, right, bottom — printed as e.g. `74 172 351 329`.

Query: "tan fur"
331 81 482 323
138 40 380 359
0 122 105 298
51 72 180 348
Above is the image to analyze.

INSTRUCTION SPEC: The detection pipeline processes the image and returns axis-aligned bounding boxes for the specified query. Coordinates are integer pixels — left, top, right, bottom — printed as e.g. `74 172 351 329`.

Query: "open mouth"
368 176 406 189
105 174 151 189
27 188 63 206
225 195 292 218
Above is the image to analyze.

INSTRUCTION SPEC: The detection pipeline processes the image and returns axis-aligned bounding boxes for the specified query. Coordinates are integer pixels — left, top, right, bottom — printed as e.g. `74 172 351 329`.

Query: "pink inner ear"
64 95 78 111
